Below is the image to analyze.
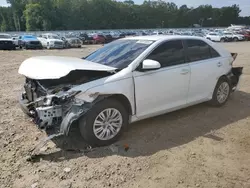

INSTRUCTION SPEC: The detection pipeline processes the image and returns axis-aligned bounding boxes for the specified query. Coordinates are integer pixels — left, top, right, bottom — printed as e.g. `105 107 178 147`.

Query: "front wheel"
210 77 231 107
79 98 128 147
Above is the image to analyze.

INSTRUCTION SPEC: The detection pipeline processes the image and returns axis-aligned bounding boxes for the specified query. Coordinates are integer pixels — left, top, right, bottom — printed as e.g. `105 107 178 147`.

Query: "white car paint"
205 32 223 42
223 31 245 41
19 35 236 123
37 33 64 49
0 33 14 42
18 56 117 79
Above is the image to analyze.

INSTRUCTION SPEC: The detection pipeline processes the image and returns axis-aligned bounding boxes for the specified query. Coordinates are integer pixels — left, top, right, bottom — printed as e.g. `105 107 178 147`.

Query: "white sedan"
18 35 243 146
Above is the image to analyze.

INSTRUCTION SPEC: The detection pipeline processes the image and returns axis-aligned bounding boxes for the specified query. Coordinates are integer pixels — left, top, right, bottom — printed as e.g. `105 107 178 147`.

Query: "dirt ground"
0 42 250 188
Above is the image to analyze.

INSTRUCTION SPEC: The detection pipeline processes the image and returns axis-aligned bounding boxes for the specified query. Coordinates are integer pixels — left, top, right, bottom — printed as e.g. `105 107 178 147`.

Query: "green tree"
24 3 43 31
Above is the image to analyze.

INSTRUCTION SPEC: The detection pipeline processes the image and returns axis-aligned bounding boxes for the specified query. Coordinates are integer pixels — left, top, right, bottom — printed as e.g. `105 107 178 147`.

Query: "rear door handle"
217 62 222 67
181 69 189 75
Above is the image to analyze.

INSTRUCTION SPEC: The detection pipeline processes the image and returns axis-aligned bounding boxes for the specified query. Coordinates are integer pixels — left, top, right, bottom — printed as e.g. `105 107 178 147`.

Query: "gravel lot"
0 42 250 188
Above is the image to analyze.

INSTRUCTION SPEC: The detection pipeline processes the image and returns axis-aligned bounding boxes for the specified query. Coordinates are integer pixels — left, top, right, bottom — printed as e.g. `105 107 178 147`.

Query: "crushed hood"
18 56 117 79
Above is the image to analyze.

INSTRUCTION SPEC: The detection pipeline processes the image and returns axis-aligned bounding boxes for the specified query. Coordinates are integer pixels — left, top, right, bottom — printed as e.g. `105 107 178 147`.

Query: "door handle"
217 62 222 67
181 69 189 75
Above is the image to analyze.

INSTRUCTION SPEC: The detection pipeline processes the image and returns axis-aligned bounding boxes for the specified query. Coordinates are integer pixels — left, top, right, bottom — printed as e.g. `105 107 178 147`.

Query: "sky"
0 0 249 16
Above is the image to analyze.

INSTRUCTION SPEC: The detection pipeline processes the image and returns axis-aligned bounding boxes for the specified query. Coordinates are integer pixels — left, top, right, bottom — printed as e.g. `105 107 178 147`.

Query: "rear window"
185 39 220 62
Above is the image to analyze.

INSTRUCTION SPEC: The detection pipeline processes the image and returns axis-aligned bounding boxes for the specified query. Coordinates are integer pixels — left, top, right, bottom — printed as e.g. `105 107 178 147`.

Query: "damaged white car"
19 36 243 146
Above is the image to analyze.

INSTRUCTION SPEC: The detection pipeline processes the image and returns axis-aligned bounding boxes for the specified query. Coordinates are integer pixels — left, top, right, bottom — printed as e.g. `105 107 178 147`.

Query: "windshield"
0 34 11 39
84 39 154 69
48 35 60 39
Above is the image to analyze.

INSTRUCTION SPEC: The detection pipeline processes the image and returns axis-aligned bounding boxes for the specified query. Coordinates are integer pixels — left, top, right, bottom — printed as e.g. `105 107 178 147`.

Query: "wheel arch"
60 93 133 136
108 94 133 116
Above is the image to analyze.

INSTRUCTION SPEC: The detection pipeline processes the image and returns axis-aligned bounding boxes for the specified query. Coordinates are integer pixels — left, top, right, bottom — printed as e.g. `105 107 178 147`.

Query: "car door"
184 39 224 104
133 40 191 119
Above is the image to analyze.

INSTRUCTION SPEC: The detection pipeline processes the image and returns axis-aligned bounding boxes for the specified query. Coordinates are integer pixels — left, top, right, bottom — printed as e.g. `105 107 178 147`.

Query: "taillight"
231 53 238 60
230 53 238 65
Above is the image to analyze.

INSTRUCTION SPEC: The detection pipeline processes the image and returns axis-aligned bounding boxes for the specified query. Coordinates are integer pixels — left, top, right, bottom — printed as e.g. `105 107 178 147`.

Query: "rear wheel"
220 38 225 42
233 37 239 42
210 77 231 106
79 98 128 147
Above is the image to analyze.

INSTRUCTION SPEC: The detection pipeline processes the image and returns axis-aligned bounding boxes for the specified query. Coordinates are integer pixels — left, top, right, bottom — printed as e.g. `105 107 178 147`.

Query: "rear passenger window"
210 47 220 58
147 40 185 67
186 39 220 62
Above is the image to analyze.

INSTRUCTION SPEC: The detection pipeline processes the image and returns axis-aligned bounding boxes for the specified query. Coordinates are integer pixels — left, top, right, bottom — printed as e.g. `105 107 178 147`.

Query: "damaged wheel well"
65 94 132 136
109 94 132 116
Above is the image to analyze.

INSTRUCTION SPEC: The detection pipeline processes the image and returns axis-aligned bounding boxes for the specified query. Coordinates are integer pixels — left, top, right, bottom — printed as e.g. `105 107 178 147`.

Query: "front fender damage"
29 92 109 155
60 93 110 134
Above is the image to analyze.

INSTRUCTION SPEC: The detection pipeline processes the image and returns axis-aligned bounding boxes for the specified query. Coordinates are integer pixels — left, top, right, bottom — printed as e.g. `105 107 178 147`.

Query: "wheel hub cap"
217 82 230 104
93 108 123 141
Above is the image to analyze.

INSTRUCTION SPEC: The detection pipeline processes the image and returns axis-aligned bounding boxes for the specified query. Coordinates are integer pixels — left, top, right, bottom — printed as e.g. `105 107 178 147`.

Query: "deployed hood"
18 56 117 80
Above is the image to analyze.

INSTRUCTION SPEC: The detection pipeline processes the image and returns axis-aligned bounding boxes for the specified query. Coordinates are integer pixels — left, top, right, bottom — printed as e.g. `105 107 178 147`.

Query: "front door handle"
217 62 222 67
181 69 189 75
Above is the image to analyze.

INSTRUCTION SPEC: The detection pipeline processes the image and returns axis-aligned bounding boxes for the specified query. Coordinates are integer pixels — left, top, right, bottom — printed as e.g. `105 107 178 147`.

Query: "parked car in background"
37 33 64 49
103 34 113 43
78 33 94 44
18 35 243 146
152 31 163 35
12 36 20 48
62 37 82 48
206 32 226 42
237 31 250 41
0 33 15 50
92 34 106 44
19 35 43 49
223 31 245 41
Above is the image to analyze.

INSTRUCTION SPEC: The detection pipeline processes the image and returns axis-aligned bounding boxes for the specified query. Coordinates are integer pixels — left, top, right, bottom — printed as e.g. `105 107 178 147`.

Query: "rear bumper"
227 67 243 91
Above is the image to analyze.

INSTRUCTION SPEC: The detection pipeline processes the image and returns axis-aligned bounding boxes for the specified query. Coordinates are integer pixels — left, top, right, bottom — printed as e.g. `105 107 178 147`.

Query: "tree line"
0 0 249 32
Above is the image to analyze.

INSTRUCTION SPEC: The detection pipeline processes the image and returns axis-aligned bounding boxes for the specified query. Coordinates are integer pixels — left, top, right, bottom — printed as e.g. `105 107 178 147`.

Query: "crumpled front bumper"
19 98 31 116
19 95 90 136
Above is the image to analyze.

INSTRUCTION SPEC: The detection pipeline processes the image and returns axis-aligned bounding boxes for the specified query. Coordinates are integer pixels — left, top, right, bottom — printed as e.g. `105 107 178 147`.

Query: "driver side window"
146 40 185 68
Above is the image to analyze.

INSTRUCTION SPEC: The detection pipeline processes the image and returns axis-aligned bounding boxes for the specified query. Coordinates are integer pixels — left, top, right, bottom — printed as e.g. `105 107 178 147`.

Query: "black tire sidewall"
211 77 231 106
79 98 128 147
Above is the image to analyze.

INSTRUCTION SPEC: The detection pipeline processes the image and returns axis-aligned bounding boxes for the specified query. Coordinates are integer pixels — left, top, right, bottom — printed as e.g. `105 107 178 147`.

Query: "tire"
79 98 128 147
210 77 231 107
233 37 238 42
220 38 225 42
47 43 50 49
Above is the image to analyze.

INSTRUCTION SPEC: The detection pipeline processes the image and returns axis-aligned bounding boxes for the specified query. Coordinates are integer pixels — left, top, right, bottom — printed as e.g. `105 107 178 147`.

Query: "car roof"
123 35 206 41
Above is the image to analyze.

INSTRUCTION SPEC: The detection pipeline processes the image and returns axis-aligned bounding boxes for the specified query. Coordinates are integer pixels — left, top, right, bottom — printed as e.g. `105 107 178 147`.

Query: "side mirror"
141 59 161 71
